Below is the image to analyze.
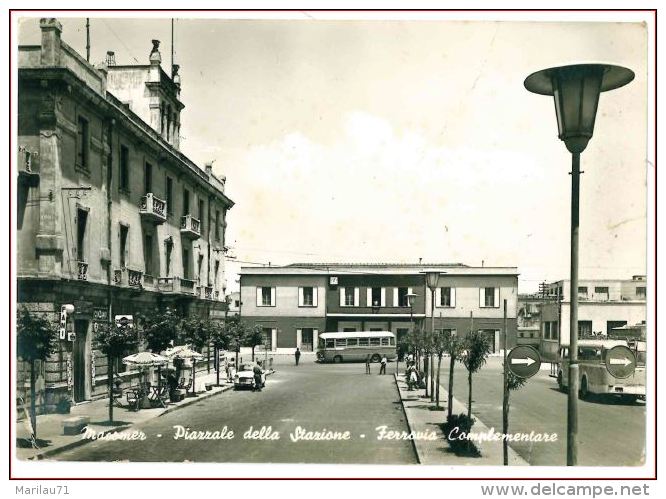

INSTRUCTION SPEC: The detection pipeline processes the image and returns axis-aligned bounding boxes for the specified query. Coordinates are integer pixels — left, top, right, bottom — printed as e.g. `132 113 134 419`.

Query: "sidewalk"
395 373 528 466
16 371 238 461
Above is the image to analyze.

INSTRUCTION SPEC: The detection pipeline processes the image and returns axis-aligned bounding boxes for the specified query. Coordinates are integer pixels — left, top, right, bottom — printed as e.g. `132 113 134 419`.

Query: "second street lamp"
425 271 441 402
525 63 634 466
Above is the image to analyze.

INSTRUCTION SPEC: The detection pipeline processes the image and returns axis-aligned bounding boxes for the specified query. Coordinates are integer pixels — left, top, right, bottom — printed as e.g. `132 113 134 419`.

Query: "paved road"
55 361 417 464
434 356 646 466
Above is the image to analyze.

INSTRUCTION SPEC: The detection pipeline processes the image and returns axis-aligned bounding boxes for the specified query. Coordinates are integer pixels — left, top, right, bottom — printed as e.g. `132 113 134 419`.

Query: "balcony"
180 278 196 295
18 148 40 187
180 214 201 239
157 277 177 293
139 193 167 224
77 261 88 281
205 286 213 300
128 269 143 288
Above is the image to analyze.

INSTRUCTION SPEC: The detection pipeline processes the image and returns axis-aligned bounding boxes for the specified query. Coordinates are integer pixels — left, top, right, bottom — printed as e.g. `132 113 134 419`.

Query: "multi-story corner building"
240 263 519 355
539 275 647 361
516 293 548 349
17 19 234 409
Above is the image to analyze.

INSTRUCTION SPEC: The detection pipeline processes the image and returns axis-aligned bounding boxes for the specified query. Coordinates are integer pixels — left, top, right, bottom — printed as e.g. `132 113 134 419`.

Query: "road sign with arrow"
507 345 541 379
605 345 636 379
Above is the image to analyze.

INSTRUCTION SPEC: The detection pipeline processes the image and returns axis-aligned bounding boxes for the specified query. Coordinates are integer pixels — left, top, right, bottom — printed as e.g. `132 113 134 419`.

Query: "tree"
139 307 181 394
461 330 492 419
502 367 528 464
431 330 447 409
16 307 58 440
181 315 213 395
244 324 264 361
224 315 247 368
209 320 230 386
445 331 465 419
96 323 136 423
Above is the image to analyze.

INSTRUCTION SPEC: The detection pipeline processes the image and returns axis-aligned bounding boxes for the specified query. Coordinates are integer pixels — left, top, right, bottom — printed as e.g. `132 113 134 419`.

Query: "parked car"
233 362 266 390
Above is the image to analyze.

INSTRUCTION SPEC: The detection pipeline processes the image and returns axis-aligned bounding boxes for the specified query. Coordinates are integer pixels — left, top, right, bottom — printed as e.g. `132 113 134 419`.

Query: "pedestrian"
295 347 301 366
408 365 418 391
365 354 371 375
379 355 387 375
253 363 263 392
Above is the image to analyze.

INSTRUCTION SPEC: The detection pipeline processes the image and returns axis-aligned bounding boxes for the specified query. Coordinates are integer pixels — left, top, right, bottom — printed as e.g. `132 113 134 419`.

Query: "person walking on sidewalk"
379 355 387 375
365 355 371 374
295 347 301 366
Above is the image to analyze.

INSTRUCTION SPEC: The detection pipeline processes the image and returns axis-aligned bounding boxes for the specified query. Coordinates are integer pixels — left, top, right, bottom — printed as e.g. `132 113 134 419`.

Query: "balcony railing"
180 214 201 239
205 286 213 300
113 268 124 285
143 274 155 287
180 278 196 294
128 269 143 288
139 193 167 224
77 261 88 281
157 277 176 293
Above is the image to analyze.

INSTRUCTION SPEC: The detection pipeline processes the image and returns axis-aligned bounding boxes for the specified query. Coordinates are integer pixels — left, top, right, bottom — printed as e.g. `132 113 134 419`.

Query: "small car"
233 362 266 390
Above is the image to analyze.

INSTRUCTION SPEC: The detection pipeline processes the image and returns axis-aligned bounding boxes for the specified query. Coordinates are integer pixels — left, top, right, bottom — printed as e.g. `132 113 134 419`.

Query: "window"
76 116 89 170
369 338 381 346
594 287 609 300
480 287 499 308
182 246 190 279
371 287 381 307
198 254 204 282
183 188 190 216
358 337 368 345
199 199 205 232
607 320 627 335
335 339 347 348
636 286 646 298
144 233 154 276
301 328 314 351
346 338 358 347
344 328 358 333
165 238 173 276
119 224 129 268
76 209 88 261
165 176 173 214
340 287 359 307
325 339 335 348
262 328 273 351
215 210 220 241
578 320 593 338
119 145 129 191
144 162 153 194
299 286 317 307
381 338 390 346
397 287 409 307
214 260 220 284
578 286 588 299
439 287 455 307
257 286 275 307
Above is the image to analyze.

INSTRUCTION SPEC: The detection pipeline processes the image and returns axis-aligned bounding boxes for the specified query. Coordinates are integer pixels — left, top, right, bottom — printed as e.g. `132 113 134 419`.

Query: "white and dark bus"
316 331 398 363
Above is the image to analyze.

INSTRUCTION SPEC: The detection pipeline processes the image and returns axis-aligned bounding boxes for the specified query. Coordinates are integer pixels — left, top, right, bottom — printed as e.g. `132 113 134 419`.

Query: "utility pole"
502 299 509 465
86 18 90 62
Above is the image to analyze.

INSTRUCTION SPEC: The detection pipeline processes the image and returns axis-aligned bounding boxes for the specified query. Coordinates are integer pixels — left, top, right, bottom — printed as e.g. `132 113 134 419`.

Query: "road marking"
511 357 536 366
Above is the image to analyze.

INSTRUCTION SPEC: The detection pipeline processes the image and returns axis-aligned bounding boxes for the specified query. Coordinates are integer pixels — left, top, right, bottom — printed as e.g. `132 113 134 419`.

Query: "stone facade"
17 19 234 411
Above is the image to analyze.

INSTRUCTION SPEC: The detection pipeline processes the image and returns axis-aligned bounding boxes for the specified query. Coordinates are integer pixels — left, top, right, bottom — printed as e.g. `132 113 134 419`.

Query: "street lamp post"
425 271 441 402
525 63 634 466
405 292 418 373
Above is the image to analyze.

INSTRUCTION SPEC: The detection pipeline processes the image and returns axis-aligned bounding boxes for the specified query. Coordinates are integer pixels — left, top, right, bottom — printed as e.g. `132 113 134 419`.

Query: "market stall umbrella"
163 346 204 396
123 352 169 407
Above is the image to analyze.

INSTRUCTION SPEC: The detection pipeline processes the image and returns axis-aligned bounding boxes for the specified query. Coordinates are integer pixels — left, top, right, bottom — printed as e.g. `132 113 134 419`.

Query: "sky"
18 15 649 293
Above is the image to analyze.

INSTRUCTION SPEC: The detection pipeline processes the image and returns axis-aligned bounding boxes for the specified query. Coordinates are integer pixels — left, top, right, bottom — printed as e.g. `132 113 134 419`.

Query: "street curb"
28 383 236 461
393 373 421 464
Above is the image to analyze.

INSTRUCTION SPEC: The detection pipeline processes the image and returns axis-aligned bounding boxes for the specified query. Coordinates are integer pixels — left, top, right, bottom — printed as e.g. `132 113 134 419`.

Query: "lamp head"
524 63 634 153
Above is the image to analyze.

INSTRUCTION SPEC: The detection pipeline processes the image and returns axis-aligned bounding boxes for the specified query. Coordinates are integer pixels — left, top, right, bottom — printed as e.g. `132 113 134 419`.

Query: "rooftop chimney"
106 50 116 66
149 39 161 65
205 161 213 175
172 64 181 88
39 18 63 66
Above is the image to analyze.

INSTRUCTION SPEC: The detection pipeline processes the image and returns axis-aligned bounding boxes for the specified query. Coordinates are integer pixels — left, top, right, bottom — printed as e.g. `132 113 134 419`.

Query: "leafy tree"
209 320 230 386
444 331 465 419
96 323 136 423
17 308 58 439
139 307 181 353
223 315 247 367
244 324 265 361
461 330 492 419
181 316 214 394
431 330 447 409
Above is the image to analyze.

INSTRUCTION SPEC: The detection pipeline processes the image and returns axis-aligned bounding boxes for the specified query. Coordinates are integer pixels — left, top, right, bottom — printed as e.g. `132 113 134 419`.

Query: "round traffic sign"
605 345 636 379
507 345 541 379
119 317 129 326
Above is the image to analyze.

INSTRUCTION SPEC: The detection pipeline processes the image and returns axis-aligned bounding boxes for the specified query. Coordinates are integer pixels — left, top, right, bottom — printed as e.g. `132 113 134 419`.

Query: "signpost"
115 315 134 329
605 345 636 379
507 345 541 379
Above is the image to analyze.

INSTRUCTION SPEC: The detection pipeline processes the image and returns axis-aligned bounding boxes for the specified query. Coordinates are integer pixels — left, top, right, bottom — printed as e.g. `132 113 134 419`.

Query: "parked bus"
316 331 397 363
557 338 646 403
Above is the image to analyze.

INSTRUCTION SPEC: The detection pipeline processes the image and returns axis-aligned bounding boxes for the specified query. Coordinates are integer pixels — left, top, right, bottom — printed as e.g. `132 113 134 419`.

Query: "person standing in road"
365 355 371 374
253 364 263 392
295 347 301 366
379 355 387 375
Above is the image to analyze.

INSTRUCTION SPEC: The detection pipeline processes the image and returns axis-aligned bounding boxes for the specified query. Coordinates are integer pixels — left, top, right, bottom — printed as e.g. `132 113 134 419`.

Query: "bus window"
326 339 335 348
370 338 380 346
579 347 602 361
358 338 369 346
335 339 347 348
381 337 390 346
347 338 358 347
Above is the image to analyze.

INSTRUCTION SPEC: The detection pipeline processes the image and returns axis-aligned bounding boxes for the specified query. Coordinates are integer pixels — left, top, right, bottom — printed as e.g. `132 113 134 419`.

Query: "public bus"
556 338 646 403
316 331 398 363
